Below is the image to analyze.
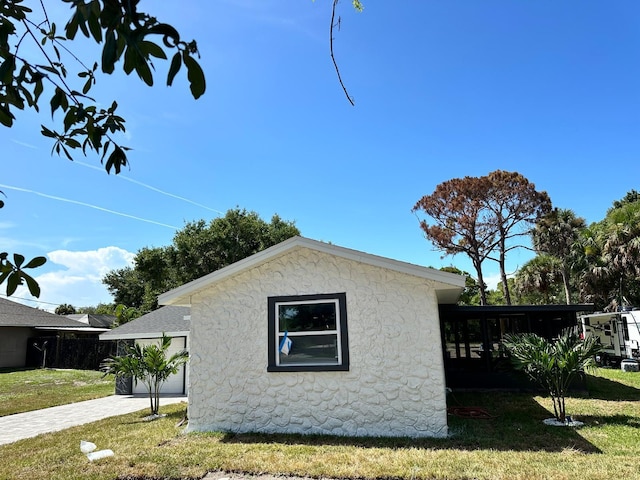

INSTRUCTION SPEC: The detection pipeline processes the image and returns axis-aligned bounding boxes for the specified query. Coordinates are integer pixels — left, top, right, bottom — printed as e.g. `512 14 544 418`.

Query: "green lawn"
0 368 115 416
0 368 638 480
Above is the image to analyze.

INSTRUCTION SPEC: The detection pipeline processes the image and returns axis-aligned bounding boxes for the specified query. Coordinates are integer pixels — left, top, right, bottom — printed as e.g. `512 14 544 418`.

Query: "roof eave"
159 237 466 306
100 330 190 341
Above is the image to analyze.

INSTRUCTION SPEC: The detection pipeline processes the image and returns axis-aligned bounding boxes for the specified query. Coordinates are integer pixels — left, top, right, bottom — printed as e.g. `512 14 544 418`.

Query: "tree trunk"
148 387 154 415
499 266 511 305
154 380 160 416
552 396 560 421
561 266 571 304
473 259 488 305
498 238 512 305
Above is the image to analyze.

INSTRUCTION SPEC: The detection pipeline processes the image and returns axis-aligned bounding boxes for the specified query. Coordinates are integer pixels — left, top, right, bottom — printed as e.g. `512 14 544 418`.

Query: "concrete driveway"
0 395 187 446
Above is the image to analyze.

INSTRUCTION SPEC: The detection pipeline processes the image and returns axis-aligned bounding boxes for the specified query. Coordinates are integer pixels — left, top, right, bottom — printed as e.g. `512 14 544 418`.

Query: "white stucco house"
159 236 465 438
99 305 190 395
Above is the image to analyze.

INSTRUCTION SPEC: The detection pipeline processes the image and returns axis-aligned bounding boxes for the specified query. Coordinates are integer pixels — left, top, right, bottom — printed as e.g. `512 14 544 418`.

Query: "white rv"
580 310 640 366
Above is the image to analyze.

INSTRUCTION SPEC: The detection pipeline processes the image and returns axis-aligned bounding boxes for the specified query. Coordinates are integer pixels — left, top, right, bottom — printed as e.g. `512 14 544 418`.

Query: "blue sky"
2 0 639 311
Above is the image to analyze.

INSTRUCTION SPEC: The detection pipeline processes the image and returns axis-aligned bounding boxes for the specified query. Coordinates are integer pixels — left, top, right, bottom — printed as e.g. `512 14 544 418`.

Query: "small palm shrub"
502 332 601 422
101 333 188 416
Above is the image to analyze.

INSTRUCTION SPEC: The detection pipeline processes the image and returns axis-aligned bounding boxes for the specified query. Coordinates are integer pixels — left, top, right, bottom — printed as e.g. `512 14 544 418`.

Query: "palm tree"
114 303 142 327
514 254 563 304
102 334 188 416
532 208 586 304
502 332 601 423
573 223 610 307
576 200 640 308
55 303 76 315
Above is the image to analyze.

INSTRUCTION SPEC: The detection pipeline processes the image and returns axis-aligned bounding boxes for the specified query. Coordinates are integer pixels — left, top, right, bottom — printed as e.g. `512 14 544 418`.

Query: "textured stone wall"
187 247 448 438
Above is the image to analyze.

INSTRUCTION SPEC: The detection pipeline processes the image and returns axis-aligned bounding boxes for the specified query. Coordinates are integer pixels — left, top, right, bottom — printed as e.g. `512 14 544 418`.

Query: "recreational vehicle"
580 310 640 366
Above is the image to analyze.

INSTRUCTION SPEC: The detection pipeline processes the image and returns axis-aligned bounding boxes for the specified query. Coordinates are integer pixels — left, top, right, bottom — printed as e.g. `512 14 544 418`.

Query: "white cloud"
483 272 502 291
47 247 135 280
15 246 135 311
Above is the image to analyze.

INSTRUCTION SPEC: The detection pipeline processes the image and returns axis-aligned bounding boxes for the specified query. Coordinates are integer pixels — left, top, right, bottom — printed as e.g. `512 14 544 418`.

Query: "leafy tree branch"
1 0 206 174
1 0 206 297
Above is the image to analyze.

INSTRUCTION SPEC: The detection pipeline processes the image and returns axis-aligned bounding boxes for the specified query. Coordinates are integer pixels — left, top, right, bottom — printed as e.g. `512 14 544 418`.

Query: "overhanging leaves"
166 52 181 87
0 105 15 127
183 52 206 99
101 29 118 74
2 0 207 299
24 256 47 269
0 252 47 298
2 0 205 176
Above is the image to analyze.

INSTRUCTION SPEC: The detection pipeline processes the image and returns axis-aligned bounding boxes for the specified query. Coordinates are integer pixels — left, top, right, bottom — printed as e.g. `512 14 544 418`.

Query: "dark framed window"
267 293 349 372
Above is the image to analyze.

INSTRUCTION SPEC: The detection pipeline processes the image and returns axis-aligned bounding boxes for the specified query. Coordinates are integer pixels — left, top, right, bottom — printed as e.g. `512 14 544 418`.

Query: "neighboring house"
67 314 117 329
99 305 190 395
0 297 108 368
159 236 465 438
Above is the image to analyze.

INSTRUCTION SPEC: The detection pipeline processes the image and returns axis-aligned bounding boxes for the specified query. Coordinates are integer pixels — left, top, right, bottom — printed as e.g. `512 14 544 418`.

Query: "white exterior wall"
132 336 188 395
187 248 448 438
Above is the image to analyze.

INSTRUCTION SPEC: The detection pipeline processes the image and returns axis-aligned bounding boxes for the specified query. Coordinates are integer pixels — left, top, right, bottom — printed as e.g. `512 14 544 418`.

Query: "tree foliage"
439 266 479 305
76 302 115 314
413 170 551 305
503 332 601 422
55 303 76 315
516 192 640 309
103 208 300 312
575 196 640 309
514 254 563 304
481 170 552 304
413 175 495 305
1 0 205 171
114 303 141 326
610 189 640 212
0 192 47 297
531 208 585 304
0 250 47 297
1 0 205 298
101 333 188 416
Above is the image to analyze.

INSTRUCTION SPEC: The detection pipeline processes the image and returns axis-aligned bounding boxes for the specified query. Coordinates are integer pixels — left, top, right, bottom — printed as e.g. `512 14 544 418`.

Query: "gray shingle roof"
67 314 116 328
0 297 91 328
100 306 190 339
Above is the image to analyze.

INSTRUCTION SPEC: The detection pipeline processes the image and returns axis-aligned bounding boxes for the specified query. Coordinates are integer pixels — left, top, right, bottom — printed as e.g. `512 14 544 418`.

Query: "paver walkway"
0 395 187 446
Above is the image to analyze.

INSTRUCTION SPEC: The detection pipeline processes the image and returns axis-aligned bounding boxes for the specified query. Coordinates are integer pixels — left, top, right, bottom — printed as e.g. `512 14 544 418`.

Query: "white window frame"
267 293 349 372
274 298 342 367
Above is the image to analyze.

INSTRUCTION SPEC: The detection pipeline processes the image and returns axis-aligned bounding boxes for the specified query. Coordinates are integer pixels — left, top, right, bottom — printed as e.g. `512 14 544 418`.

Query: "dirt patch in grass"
116 472 325 480
116 471 330 480
203 472 327 480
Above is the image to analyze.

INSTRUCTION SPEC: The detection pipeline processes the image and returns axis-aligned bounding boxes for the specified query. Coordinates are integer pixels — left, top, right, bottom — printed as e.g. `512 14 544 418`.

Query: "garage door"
132 336 187 395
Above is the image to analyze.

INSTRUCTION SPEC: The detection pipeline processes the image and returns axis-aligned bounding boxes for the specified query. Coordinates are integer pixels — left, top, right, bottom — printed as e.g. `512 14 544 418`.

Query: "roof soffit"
159 237 465 306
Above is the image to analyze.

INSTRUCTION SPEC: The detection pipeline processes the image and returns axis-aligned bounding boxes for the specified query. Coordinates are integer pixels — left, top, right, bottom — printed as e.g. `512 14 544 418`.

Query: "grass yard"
0 368 638 480
0 368 114 416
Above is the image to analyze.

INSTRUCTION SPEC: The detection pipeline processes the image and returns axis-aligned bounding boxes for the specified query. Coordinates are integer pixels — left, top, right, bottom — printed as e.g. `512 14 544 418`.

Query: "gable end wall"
188 248 448 437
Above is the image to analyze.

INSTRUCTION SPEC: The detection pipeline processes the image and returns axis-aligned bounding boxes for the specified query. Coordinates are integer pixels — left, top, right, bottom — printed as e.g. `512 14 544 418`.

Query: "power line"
0 294 61 306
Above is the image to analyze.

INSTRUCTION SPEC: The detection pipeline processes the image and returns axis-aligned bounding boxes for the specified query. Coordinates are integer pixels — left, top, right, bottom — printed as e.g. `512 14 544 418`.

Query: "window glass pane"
278 334 338 365
278 302 337 332
465 318 483 360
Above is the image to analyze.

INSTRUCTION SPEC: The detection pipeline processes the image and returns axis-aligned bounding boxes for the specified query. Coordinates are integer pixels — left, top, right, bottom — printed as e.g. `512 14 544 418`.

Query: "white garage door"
132 336 187 395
